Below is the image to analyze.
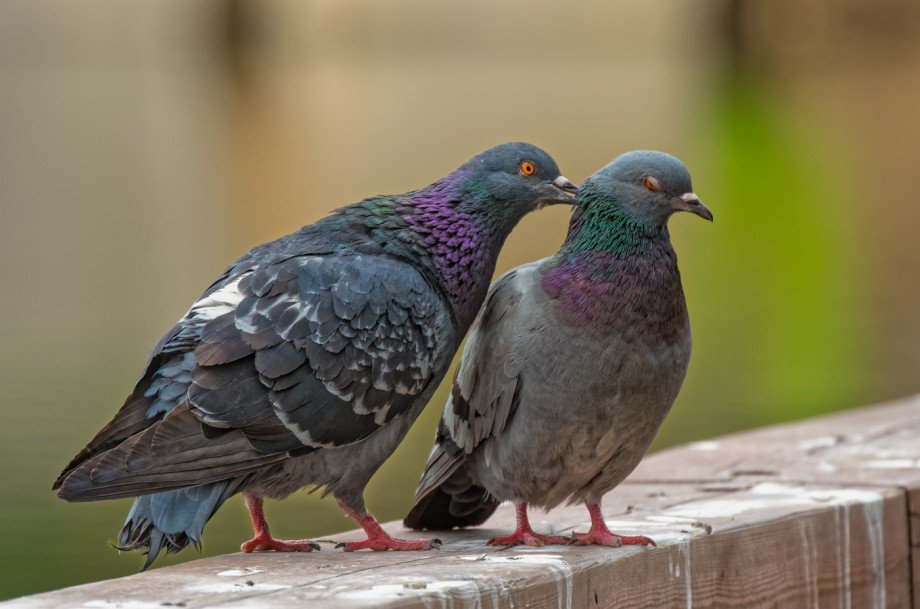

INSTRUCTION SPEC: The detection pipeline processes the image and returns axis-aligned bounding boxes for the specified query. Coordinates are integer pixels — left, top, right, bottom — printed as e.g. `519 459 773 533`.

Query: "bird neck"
559 196 663 259
542 242 686 331
340 170 514 330
403 171 520 328
543 201 685 328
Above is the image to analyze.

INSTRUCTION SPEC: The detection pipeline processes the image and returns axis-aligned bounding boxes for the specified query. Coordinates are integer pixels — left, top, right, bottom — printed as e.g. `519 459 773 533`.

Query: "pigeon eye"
643 176 661 192
520 161 536 176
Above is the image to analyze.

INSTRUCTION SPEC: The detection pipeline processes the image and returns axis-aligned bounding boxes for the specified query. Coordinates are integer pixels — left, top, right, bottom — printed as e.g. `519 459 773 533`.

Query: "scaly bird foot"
241 535 321 553
487 530 568 547
567 530 656 547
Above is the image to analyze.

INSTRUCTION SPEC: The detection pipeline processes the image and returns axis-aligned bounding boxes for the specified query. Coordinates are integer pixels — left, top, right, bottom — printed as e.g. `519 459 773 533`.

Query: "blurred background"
2 0 919 599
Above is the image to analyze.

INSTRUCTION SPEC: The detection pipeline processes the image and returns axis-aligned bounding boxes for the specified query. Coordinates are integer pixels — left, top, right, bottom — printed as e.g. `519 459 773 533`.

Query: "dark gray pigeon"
405 150 711 547
54 142 577 567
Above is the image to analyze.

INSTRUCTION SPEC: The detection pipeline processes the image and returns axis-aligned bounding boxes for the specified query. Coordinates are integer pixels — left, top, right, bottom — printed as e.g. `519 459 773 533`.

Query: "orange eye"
644 176 661 192
520 161 536 176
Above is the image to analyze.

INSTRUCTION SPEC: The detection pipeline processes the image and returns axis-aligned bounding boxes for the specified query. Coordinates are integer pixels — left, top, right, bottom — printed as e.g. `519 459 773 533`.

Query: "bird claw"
241 535 321 553
335 536 441 552
486 531 567 547
567 531 655 548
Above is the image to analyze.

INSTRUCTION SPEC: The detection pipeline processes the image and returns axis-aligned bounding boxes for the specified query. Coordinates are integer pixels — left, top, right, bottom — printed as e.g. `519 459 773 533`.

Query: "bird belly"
470 333 690 509
245 400 425 507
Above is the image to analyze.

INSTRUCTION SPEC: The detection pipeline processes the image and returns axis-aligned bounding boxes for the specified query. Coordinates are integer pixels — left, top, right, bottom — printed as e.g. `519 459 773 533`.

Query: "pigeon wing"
57 253 452 500
412 265 532 503
52 228 334 490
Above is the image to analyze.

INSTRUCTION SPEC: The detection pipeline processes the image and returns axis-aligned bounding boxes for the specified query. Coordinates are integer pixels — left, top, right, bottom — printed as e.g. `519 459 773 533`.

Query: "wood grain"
7 395 920 608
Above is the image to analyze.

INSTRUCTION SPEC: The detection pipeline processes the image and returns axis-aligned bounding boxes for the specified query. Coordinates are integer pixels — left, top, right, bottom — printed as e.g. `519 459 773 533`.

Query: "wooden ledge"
6 395 920 608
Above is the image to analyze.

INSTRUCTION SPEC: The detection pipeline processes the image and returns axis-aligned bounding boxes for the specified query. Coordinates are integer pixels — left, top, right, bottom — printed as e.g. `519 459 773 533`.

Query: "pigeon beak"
676 192 713 222
538 175 579 207
553 175 579 195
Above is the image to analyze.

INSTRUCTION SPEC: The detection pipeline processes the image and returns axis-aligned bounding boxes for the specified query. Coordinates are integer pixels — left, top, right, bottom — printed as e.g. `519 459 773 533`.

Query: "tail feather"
117 478 243 570
404 463 499 531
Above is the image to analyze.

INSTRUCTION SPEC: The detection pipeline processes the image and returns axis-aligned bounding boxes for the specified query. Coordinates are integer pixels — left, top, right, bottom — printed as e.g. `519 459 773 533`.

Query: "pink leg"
486 503 568 547
335 500 442 552
240 493 320 553
568 502 656 547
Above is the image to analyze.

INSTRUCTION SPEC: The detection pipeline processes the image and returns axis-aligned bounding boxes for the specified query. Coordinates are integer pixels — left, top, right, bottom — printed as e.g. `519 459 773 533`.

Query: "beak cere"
678 192 714 222
553 176 579 194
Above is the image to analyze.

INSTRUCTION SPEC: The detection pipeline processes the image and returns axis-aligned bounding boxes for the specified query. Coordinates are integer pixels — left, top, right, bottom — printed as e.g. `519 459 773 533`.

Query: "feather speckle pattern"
55 142 577 564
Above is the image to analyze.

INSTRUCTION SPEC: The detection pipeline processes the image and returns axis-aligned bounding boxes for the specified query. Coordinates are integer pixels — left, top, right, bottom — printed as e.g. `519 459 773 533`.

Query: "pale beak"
537 175 579 207
677 192 713 222
553 175 579 194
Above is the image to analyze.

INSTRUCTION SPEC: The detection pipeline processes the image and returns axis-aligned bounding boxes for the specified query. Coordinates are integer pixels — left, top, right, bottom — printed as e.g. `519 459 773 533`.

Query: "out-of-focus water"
2 0 919 599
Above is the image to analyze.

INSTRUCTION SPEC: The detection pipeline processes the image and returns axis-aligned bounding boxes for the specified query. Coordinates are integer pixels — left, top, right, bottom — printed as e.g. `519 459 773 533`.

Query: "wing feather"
58 253 452 500
412 265 535 501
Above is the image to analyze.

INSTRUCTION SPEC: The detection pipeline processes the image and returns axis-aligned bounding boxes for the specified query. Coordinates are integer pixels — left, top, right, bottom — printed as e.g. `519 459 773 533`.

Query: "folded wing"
406 265 535 528
58 253 451 501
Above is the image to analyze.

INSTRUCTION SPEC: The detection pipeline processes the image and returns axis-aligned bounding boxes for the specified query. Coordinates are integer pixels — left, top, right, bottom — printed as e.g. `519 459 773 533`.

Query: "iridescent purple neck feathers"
542 235 687 341
401 170 504 327
326 168 515 330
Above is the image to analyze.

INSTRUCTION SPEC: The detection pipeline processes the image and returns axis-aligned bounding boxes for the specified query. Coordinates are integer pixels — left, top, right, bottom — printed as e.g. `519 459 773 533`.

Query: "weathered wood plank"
6 395 920 609
629 395 920 487
908 488 920 609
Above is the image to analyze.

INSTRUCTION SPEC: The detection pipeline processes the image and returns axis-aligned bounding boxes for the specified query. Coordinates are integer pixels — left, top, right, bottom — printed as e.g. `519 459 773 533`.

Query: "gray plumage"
405 151 712 538
54 142 577 564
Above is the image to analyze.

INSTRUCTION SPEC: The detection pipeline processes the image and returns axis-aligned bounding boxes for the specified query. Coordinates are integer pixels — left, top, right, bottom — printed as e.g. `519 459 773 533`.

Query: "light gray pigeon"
54 142 577 567
404 150 711 547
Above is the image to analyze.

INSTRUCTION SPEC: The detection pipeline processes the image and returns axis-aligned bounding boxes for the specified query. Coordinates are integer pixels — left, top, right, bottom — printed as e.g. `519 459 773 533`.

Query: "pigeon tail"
404 465 499 531
117 479 242 570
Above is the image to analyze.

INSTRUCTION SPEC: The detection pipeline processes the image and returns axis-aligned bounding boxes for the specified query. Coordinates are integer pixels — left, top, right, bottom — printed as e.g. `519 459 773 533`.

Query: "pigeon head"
458 142 578 218
578 150 712 227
